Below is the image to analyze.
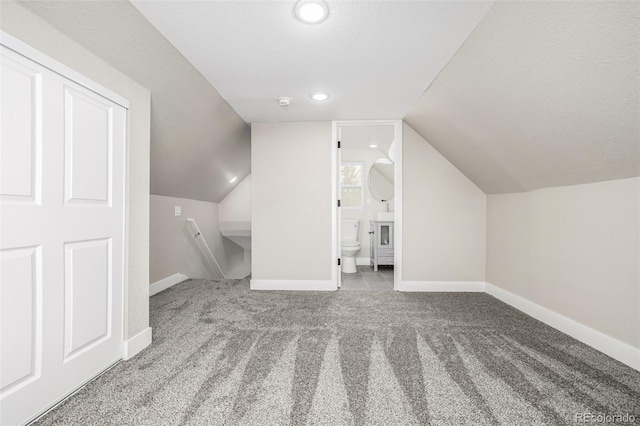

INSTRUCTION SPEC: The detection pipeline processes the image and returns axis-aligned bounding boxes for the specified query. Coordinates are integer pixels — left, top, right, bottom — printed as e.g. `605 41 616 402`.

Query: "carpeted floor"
36 278 640 425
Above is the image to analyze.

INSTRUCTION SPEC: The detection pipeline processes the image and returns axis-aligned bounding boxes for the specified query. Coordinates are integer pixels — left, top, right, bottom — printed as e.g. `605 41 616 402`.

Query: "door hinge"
338 141 341 148
338 258 341 266
337 199 341 207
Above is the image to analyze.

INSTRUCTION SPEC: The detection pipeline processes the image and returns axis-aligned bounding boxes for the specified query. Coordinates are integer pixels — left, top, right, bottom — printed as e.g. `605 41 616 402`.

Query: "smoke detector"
278 97 292 107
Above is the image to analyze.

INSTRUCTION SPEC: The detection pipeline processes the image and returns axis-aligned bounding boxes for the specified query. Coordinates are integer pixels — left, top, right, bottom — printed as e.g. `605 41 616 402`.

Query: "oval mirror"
368 158 394 201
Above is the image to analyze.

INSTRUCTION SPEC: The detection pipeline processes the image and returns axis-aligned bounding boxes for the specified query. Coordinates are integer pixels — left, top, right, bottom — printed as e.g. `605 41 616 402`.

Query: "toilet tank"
341 219 360 242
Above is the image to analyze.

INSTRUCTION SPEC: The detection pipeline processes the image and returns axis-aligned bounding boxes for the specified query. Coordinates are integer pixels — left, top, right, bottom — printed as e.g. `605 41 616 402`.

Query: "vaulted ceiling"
18 0 250 203
405 1 640 193
14 0 640 198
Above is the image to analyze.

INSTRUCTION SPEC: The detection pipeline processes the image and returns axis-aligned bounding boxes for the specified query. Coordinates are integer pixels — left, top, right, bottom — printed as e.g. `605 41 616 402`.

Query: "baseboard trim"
149 273 188 296
485 283 640 371
398 281 486 292
356 257 371 266
123 327 152 360
250 279 336 291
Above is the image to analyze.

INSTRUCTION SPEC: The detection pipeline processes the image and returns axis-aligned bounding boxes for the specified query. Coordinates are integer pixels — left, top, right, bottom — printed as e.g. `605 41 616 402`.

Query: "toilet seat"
342 240 360 248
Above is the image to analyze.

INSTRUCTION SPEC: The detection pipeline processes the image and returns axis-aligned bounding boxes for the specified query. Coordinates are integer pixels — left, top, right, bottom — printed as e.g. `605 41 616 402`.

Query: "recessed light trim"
310 91 330 101
294 0 329 24
369 144 378 148
229 176 237 183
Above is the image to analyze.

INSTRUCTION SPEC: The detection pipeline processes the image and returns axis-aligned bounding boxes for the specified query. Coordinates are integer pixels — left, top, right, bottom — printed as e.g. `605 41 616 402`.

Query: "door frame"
331 120 403 290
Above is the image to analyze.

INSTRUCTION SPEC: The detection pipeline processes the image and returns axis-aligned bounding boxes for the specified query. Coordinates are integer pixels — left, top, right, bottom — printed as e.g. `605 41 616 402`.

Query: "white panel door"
0 44 125 426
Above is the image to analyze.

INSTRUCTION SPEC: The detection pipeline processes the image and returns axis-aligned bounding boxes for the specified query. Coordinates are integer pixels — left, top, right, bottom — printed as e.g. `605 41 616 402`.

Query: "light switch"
175 206 181 216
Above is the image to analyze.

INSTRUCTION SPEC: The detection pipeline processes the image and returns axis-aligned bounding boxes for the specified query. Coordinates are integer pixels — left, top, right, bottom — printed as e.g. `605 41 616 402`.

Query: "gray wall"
1 1 151 339
251 122 333 282
402 123 487 282
487 177 640 349
149 195 244 283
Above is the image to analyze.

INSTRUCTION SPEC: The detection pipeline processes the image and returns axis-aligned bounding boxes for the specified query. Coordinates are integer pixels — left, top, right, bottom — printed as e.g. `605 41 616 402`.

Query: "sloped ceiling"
405 1 640 194
18 0 250 203
17 1 638 197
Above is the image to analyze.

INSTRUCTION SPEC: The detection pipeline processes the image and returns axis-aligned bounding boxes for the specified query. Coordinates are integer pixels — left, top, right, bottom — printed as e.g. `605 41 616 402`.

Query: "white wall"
402 122 487 283
251 122 333 286
1 2 151 340
487 177 640 349
150 195 244 283
219 174 251 223
341 148 395 263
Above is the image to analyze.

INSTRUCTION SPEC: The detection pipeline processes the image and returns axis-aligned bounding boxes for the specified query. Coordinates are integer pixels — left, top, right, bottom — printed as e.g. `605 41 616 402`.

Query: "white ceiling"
130 0 493 123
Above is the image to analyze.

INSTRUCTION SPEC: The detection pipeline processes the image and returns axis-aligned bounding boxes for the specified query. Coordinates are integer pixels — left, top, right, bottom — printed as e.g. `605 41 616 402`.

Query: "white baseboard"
485 283 640 371
250 279 336 291
149 273 188 296
398 281 485 292
356 257 371 266
123 327 152 360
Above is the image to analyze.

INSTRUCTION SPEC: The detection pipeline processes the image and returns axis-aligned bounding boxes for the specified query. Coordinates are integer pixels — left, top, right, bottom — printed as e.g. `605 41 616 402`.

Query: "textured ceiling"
18 0 250 203
15 1 638 198
130 0 493 122
405 1 640 193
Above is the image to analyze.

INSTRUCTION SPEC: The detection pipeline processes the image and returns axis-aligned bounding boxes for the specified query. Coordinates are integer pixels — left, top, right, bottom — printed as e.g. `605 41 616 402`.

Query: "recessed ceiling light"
369 144 378 148
310 91 330 101
294 0 329 24
229 176 237 183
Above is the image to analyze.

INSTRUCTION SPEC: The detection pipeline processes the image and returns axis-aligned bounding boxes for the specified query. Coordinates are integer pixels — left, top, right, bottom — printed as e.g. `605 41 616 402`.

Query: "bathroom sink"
376 212 395 221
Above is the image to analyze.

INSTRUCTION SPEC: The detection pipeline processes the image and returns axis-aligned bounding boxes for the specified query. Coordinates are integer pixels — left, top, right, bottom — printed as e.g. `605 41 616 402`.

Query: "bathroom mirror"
368 158 394 201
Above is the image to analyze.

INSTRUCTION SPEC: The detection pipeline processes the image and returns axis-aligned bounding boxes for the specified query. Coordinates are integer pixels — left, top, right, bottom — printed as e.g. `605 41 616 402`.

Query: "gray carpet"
36 278 640 425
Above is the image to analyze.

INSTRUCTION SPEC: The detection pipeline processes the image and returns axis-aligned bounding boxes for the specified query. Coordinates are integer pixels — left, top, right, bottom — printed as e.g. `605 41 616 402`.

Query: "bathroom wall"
1 1 151 340
401 122 487 284
341 148 395 264
487 177 640 349
149 195 244 283
251 122 333 288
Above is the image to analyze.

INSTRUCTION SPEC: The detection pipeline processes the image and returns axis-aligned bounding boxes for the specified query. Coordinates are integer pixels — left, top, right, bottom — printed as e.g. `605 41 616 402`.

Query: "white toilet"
341 219 360 273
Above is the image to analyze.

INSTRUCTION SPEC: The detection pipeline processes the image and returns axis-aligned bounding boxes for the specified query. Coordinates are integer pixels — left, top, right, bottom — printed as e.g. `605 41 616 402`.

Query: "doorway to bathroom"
332 120 402 291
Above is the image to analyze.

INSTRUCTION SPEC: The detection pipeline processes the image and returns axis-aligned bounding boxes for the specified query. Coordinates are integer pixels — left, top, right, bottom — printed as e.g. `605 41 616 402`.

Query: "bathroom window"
340 161 364 209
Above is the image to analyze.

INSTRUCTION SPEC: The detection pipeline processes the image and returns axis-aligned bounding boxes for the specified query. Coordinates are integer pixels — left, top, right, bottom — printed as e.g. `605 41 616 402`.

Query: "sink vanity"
370 219 394 271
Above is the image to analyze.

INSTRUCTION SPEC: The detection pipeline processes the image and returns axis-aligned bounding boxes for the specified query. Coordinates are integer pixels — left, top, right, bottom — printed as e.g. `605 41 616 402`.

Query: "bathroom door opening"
332 120 402 291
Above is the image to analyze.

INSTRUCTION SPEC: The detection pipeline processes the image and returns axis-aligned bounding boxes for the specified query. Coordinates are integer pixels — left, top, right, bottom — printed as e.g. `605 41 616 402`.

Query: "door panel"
63 85 112 205
63 239 111 361
0 52 42 204
0 246 42 394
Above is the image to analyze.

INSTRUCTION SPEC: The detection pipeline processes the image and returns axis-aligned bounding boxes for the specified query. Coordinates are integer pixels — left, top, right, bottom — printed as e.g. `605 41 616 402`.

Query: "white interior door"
0 43 126 425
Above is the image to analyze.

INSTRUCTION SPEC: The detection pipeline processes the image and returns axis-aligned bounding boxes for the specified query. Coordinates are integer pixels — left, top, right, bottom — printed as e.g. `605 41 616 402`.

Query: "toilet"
341 219 360 273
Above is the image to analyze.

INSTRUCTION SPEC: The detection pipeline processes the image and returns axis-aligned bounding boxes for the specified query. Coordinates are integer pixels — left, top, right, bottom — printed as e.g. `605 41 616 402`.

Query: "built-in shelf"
219 221 251 250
